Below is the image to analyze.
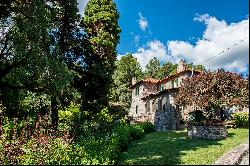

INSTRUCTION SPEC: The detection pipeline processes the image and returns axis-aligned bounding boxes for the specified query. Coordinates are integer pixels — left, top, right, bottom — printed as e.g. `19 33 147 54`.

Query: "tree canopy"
80 0 121 115
175 69 249 119
111 54 142 108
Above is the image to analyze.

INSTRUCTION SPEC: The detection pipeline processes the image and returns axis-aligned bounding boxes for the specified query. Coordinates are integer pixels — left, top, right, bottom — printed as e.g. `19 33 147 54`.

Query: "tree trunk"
51 96 58 130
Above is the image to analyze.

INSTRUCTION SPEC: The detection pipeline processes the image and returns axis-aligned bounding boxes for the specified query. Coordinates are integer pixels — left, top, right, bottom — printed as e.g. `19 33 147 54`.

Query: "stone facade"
142 91 181 131
129 60 201 131
187 125 228 140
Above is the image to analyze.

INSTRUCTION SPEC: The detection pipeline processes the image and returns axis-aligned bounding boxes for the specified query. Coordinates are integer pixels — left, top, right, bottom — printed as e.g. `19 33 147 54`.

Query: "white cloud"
138 12 149 31
119 14 249 74
77 0 89 16
168 14 249 73
130 32 140 46
132 40 170 70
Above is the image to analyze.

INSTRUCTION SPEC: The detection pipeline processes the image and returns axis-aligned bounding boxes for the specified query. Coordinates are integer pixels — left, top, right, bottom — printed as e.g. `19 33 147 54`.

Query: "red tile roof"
129 69 202 89
157 69 201 84
129 78 159 89
143 78 159 83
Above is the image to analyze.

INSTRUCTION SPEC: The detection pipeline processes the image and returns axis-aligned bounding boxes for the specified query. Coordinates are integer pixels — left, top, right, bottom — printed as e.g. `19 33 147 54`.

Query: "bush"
129 124 145 140
114 124 131 151
188 110 206 123
0 106 154 165
138 121 154 133
233 112 249 128
58 103 80 131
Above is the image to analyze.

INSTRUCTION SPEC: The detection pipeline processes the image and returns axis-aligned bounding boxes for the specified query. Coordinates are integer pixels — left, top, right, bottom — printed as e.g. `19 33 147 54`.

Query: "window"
146 102 150 113
176 79 179 87
136 105 138 114
158 99 162 111
172 80 175 88
160 84 164 91
135 87 139 95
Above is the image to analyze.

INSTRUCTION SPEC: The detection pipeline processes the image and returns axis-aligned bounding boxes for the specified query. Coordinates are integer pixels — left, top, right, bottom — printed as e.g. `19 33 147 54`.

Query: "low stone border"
187 125 228 140
213 141 249 165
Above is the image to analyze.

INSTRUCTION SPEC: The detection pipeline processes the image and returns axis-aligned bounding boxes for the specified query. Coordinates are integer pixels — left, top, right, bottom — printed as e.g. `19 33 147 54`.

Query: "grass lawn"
118 128 249 165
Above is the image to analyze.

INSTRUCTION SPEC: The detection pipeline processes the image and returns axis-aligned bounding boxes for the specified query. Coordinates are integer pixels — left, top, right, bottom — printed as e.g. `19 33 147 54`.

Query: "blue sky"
77 0 249 75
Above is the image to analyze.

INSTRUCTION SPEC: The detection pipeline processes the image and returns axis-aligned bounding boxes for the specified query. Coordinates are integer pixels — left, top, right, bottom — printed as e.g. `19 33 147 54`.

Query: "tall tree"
81 0 121 116
144 57 161 79
111 54 142 108
0 0 53 117
0 0 77 125
47 0 81 129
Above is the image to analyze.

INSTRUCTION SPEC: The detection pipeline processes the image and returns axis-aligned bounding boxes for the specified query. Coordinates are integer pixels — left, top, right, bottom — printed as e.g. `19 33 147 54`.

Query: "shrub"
188 110 206 123
129 124 145 140
58 103 80 131
233 112 249 128
0 106 153 165
114 124 131 151
138 121 154 133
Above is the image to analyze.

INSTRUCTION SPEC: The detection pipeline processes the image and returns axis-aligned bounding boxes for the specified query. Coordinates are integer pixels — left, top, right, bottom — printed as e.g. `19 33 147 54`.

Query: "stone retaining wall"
187 125 228 140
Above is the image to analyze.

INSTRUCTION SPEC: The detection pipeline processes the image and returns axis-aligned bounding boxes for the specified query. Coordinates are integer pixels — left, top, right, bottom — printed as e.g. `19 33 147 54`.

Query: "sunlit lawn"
118 128 249 165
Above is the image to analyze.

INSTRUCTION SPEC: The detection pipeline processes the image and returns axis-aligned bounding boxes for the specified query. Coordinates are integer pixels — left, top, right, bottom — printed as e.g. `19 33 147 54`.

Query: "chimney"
131 77 137 86
177 59 187 73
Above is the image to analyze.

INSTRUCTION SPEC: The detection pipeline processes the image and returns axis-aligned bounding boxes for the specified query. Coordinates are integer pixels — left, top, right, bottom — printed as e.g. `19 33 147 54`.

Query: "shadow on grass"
118 130 236 165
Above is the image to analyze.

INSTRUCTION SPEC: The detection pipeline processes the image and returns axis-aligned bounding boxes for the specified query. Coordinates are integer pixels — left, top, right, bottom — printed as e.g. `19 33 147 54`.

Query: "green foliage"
233 112 249 128
188 110 206 124
0 0 75 122
114 124 131 151
58 103 80 131
129 124 145 140
138 121 155 133
111 54 142 108
158 62 178 79
114 121 154 152
187 63 206 71
108 102 128 120
144 57 161 79
81 0 121 113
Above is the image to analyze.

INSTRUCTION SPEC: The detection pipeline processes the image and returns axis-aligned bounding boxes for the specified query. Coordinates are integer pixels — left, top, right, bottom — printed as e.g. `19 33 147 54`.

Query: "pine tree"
80 0 121 115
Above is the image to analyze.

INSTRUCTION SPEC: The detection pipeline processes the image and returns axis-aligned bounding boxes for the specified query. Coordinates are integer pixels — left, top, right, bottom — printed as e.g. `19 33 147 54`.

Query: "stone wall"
129 82 157 118
149 91 181 131
187 125 228 140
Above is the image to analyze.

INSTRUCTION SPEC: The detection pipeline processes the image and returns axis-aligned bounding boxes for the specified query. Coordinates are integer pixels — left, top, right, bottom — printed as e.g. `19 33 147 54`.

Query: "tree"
80 0 121 116
0 0 54 118
144 57 161 79
158 61 177 79
175 69 249 120
111 54 142 108
187 63 206 71
0 0 77 128
47 0 81 129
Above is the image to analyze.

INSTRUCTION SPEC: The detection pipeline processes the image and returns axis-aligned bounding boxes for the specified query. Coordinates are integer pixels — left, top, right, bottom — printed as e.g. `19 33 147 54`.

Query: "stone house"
128 60 201 131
